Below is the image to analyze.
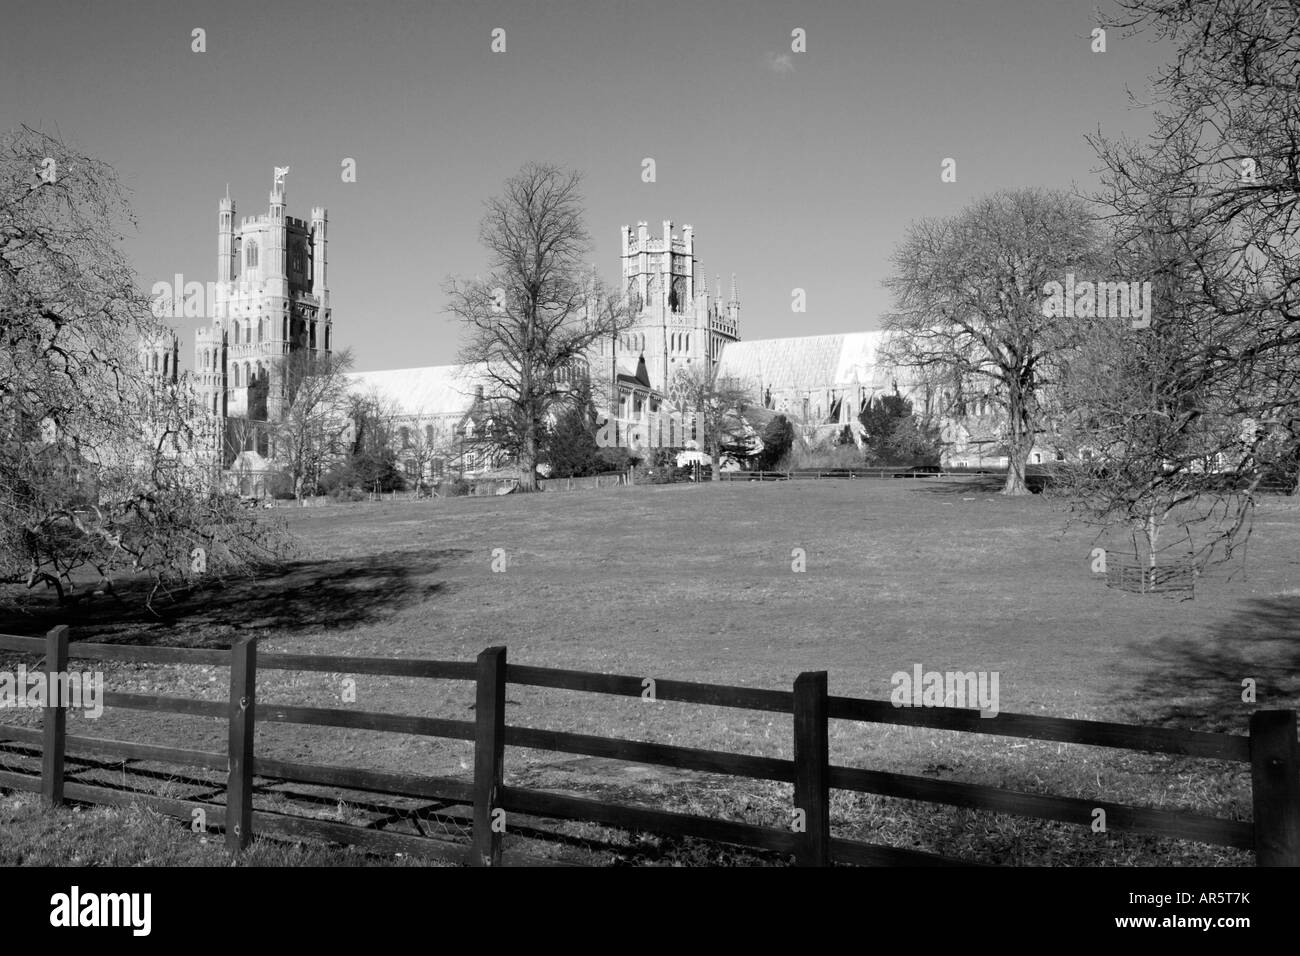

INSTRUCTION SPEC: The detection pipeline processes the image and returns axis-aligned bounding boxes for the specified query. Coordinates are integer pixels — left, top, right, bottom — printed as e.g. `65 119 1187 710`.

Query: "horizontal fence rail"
715 467 1296 494
0 629 1295 866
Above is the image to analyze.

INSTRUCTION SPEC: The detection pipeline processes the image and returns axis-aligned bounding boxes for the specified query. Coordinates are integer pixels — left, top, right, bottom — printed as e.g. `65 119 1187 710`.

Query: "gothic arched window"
246 241 259 270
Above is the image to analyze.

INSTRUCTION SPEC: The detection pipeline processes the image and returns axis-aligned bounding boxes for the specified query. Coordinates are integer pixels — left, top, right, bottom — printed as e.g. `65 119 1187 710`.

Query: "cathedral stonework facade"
582 221 741 449
609 220 740 401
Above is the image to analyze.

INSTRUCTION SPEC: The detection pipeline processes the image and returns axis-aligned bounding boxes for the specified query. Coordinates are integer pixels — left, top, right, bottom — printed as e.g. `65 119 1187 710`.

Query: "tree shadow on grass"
0 548 470 649
1117 595 1300 734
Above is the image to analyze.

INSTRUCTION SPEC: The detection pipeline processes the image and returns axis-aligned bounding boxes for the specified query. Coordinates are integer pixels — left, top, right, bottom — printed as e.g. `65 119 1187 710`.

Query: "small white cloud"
766 51 795 74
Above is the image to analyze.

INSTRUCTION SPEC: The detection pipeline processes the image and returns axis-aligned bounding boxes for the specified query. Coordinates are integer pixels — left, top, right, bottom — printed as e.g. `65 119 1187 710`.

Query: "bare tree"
445 162 633 491
0 126 288 607
272 349 355 502
1091 0 1300 493
883 189 1105 494
1055 278 1259 575
403 412 457 493
1054 0 1300 571
670 364 754 481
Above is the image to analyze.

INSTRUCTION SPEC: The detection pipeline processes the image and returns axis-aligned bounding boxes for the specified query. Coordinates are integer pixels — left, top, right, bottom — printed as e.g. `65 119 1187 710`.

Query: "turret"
194 326 224 416
660 220 674 315
269 175 284 222
310 206 328 299
636 222 650 305
139 329 180 384
683 224 694 304
218 193 235 283
265 169 287 282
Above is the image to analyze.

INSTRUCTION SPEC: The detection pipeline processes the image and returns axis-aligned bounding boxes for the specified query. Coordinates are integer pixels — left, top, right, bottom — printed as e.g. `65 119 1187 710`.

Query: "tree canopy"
1 126 288 608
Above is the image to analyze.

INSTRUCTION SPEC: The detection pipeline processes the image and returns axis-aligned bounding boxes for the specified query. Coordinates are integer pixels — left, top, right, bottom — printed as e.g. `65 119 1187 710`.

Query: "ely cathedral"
163 170 1022 495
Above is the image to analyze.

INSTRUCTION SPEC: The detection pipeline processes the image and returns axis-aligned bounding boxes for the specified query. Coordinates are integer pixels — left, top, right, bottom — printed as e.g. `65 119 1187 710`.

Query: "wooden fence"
720 467 1298 494
1105 557 1197 596
720 468 945 482
0 628 1296 866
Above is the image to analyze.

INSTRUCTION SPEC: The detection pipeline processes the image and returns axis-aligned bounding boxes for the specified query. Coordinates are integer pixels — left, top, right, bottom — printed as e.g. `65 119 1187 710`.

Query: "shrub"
596 447 631 473
542 397 604 477
780 440 866 471
756 415 795 470
437 478 472 497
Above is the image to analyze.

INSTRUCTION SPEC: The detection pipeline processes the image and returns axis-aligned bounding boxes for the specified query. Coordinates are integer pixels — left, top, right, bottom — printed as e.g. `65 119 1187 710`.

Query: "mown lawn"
3 477 1299 865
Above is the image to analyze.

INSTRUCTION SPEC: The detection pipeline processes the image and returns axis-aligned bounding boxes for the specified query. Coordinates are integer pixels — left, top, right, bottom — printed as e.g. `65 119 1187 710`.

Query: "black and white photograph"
1 0 1296 934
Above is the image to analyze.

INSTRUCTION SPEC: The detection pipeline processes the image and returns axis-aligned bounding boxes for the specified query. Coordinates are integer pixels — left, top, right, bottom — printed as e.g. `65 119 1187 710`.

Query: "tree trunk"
1003 453 1028 495
711 454 722 482
517 423 539 492
1002 400 1030 496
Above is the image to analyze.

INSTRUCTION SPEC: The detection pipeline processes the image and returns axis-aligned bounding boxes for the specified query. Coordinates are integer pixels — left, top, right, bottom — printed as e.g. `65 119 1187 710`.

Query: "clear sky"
2 0 1165 372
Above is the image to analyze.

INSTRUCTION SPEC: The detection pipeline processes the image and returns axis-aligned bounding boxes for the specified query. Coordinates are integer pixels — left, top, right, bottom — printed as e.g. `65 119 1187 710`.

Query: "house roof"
715 332 900 392
344 364 492 418
615 354 652 389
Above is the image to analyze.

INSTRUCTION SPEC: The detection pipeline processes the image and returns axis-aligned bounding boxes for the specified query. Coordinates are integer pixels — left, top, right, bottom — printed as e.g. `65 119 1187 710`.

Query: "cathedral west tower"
193 169 332 489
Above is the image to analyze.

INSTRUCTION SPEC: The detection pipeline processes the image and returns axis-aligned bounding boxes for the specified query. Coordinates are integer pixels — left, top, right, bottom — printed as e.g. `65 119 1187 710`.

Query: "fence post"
1250 709 1300 866
472 646 507 866
41 625 69 808
793 670 830 866
226 636 258 853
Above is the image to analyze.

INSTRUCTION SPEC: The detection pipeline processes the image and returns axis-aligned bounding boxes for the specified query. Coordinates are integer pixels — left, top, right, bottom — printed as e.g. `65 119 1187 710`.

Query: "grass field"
3 476 1299 865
